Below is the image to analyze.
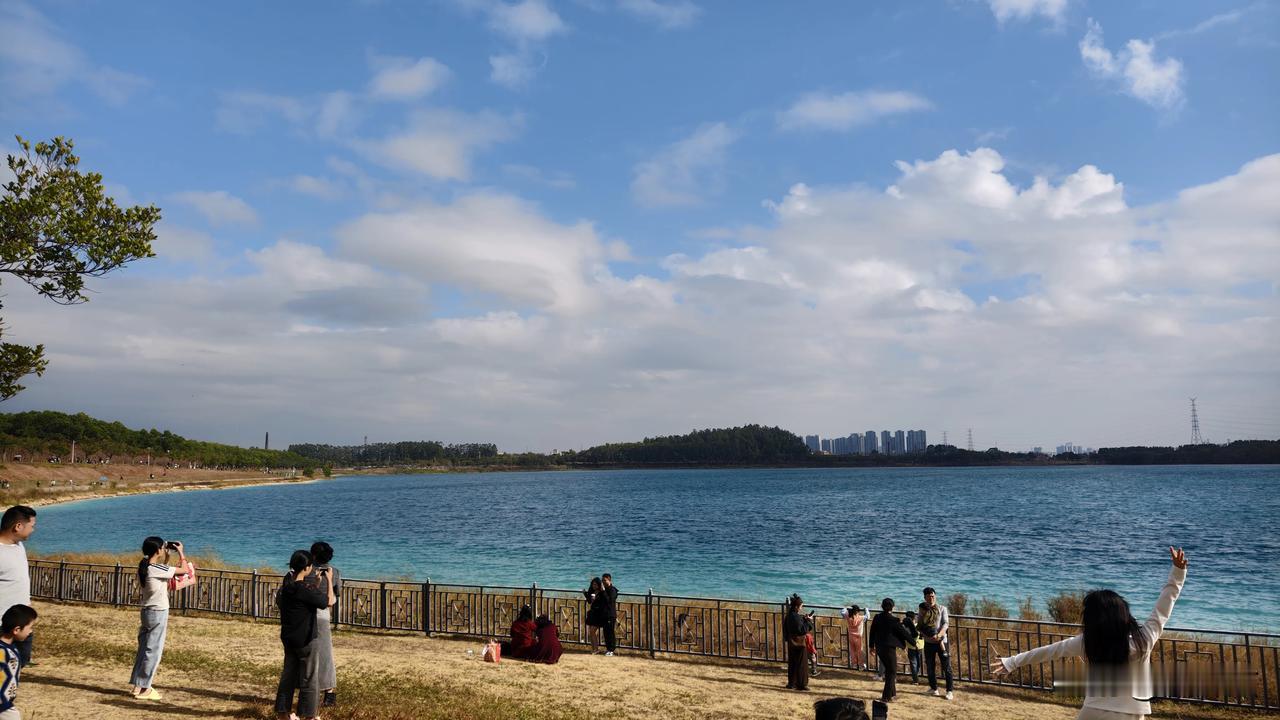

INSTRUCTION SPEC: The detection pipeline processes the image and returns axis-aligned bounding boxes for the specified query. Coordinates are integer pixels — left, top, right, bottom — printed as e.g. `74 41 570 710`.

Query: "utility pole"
966 429 974 452
942 431 948 446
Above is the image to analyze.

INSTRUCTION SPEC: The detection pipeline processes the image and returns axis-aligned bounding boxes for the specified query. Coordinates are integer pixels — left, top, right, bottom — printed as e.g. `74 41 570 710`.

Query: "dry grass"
0 464 313 509
17 602 1273 720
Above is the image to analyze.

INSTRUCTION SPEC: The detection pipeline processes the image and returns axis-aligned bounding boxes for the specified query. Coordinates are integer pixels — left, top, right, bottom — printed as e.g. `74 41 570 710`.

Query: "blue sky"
2 0 1278 451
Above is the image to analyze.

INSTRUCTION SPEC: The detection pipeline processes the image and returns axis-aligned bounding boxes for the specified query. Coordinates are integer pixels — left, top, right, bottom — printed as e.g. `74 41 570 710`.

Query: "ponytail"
139 536 164 583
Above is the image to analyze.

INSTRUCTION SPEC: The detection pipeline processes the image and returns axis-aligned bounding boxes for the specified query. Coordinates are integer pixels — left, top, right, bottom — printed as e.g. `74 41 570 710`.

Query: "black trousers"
924 641 954 692
603 619 617 652
786 643 808 689
876 645 898 700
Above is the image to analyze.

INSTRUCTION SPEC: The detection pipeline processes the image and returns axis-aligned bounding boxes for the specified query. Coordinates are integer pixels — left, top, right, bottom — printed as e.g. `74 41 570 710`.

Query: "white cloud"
617 0 701 29
287 175 343 200
216 92 310 134
1080 19 1185 111
153 222 216 263
368 56 451 100
985 0 1069 24
486 0 567 41
355 109 520 181
632 122 738 207
489 50 545 89
778 90 932 132
171 190 260 227
0 0 147 108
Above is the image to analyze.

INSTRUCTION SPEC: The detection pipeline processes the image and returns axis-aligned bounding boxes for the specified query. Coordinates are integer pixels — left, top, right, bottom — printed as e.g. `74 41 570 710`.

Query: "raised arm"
1142 547 1188 645
992 634 1085 676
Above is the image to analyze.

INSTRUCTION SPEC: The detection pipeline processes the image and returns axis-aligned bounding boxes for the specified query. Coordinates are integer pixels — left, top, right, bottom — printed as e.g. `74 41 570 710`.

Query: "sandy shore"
19 602 1267 720
0 464 326 509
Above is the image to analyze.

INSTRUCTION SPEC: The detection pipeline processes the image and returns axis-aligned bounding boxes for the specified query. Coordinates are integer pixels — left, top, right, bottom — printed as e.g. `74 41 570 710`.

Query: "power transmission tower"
1190 398 1203 445
966 429 974 452
942 431 948 446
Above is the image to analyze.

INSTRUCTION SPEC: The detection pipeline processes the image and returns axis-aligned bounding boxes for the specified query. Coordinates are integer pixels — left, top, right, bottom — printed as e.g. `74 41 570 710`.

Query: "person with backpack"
868 598 912 703
917 586 953 700
275 550 335 720
991 547 1188 719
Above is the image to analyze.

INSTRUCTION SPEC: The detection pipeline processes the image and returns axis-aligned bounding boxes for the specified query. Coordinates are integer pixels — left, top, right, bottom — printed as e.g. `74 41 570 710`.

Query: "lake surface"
32 465 1280 631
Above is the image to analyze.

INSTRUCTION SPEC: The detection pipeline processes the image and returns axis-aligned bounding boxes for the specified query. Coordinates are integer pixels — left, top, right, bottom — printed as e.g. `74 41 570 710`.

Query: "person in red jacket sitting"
527 615 563 665
501 605 538 659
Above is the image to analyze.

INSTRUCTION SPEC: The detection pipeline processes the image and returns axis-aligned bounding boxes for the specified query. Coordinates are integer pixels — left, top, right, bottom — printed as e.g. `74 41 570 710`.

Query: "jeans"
906 647 921 682
603 619 617 652
275 641 320 717
876 645 899 700
130 608 169 688
924 641 953 692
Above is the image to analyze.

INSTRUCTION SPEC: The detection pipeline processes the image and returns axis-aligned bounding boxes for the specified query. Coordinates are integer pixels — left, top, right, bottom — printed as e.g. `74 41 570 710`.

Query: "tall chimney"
265 431 270 450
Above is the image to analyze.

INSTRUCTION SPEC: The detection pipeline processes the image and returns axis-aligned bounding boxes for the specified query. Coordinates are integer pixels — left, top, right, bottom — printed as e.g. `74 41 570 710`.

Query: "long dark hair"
517 604 534 622
285 550 313 584
589 577 603 593
1082 589 1146 664
138 536 165 583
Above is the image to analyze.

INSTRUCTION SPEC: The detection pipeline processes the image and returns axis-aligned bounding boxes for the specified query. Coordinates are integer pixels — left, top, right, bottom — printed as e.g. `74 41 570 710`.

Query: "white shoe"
935 688 945 697
945 691 954 700
604 651 614 656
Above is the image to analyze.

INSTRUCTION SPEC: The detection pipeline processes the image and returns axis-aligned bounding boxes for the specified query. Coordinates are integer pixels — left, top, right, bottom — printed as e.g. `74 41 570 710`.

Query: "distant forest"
0 411 316 470
3 411 1276 471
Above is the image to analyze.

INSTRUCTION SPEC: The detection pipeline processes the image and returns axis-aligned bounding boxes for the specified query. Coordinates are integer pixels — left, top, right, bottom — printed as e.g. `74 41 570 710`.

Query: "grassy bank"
0 464 317 509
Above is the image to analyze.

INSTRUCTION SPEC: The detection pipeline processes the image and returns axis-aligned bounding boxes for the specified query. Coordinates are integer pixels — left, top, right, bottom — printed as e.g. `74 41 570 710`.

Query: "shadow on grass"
28 673 266 706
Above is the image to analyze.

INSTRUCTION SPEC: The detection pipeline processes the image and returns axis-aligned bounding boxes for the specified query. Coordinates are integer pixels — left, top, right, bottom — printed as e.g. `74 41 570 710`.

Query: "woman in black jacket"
782 594 812 691
868 598 913 703
275 550 335 720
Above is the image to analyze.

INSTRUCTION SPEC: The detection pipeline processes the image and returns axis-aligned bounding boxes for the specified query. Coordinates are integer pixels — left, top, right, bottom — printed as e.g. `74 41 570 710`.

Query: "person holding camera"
275 549 335 720
310 541 342 708
917 586 953 700
130 536 194 700
783 594 813 691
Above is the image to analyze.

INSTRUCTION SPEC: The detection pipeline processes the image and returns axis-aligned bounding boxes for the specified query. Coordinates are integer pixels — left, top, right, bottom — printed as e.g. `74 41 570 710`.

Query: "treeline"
564 425 810 465
288 441 498 465
0 411 316 469
1096 440 1280 465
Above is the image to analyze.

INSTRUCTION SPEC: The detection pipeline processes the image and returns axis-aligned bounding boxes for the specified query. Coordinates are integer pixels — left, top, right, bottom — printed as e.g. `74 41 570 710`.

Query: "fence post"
57 561 65 601
424 578 432 637
530 582 537 609
379 582 388 629
113 563 121 605
251 570 259 619
647 588 655 658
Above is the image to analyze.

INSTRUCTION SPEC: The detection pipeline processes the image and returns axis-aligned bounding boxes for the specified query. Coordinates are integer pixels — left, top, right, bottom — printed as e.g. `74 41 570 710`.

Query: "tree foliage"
565 425 810 465
289 441 499 465
0 136 159 399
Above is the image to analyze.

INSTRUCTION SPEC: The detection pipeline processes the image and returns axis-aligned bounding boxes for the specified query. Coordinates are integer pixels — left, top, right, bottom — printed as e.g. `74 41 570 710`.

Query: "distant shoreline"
26 474 325 510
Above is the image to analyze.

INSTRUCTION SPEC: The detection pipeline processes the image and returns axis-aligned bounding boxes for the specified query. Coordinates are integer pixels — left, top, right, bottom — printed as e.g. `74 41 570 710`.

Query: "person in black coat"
600 573 619 655
783 594 813 691
868 597 913 703
274 550 334 720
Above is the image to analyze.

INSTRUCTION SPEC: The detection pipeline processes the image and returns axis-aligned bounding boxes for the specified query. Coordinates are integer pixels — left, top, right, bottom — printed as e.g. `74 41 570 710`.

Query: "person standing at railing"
275 549 335 720
917 586 953 700
310 541 341 708
783 594 811 691
991 547 1189 720
130 537 193 701
600 573 619 656
902 610 923 683
0 507 36 669
841 604 865 671
869 598 912 704
583 577 604 653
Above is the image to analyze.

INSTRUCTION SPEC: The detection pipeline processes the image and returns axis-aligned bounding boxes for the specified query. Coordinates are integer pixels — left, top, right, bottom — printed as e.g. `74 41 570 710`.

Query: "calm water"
31 465 1280 631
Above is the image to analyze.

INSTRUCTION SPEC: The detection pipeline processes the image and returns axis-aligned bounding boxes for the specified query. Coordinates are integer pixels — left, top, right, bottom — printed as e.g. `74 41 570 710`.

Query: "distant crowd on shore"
0 502 1190 720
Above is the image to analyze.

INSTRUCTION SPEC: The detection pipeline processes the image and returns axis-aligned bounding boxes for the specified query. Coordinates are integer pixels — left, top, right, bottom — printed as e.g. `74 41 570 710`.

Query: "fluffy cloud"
618 0 701 29
355 109 520 181
631 122 738 207
778 91 932 132
985 0 1069 24
485 0 567 42
1080 19 1185 111
368 56 451 100
171 191 260 227
0 0 147 109
489 50 545 89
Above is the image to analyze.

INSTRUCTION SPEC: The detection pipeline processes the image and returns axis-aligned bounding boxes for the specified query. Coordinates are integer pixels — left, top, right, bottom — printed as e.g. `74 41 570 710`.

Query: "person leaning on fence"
991 547 1189 720
783 594 812 691
131 537 194 701
917 586 954 700
310 541 341 708
841 604 865 671
868 598 912 703
0 507 36 669
0 604 36 720
275 550 335 720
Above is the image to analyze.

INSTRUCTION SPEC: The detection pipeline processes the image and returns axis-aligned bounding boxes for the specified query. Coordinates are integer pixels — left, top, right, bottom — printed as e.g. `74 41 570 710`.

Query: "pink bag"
168 560 197 591
483 640 501 664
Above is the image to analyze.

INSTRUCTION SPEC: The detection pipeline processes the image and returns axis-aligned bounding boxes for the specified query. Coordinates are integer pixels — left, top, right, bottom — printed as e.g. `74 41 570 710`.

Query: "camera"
165 541 181 550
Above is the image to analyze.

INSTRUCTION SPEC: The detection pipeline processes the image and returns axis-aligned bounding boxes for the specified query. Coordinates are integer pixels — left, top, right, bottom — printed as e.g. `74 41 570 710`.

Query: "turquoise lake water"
31 465 1280 631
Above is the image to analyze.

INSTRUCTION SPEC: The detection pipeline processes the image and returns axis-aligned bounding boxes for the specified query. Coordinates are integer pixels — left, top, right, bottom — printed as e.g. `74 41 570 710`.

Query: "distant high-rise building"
832 436 847 455
881 430 892 455
864 431 877 454
1055 443 1084 455
805 435 820 453
821 438 832 454
1032 446 1044 454
904 429 927 453
848 433 862 455
894 430 905 455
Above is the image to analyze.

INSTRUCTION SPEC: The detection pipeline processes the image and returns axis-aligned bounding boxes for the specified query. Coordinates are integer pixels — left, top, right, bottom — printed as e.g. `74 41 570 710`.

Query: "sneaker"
945 691 954 700
932 688 943 696
322 690 337 707
604 651 614 656
136 688 163 701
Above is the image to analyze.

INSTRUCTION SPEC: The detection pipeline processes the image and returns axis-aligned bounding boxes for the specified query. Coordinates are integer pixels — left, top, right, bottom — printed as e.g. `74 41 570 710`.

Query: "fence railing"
30 560 1280 710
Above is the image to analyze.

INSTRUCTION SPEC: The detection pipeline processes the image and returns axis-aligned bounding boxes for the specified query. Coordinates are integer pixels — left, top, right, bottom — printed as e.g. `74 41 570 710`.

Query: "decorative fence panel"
27 560 1280 710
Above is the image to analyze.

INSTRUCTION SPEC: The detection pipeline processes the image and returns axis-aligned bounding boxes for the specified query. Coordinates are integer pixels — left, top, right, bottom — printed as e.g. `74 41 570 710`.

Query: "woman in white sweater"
990 547 1188 719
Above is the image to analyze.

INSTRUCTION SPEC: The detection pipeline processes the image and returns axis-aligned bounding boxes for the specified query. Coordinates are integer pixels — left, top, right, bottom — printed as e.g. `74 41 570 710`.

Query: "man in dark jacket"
868 598 912 702
601 573 620 655
275 550 333 720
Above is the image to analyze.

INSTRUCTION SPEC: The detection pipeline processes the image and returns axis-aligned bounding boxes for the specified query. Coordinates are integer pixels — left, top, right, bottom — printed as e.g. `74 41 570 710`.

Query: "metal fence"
30 560 1280 710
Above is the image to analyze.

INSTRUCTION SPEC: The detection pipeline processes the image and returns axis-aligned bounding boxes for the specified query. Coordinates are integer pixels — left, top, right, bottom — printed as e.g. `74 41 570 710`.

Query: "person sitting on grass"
501 604 538 660
0 604 36 720
991 547 1188 720
527 615 563 665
